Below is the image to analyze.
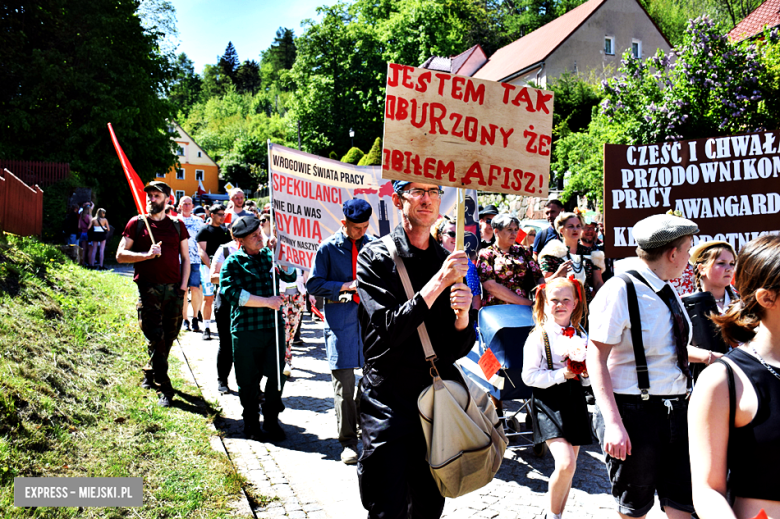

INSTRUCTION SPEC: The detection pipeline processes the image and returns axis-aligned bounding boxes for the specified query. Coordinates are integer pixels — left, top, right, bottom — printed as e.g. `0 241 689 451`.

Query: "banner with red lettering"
268 143 478 270
381 63 553 196
604 130 780 258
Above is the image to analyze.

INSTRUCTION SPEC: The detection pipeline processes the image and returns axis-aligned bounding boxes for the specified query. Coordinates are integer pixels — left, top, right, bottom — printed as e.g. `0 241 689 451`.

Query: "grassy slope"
0 236 250 518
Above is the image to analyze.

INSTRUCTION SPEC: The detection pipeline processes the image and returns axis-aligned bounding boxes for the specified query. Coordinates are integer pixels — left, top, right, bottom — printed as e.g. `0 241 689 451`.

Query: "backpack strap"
617 273 651 400
542 330 554 370
381 235 437 365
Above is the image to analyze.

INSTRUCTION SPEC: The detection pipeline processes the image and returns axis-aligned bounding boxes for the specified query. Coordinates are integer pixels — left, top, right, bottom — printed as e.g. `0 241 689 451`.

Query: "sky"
168 0 337 74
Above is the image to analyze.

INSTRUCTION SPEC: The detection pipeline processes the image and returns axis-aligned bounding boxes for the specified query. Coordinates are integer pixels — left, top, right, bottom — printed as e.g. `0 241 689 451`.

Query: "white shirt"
522 320 585 389
589 261 692 396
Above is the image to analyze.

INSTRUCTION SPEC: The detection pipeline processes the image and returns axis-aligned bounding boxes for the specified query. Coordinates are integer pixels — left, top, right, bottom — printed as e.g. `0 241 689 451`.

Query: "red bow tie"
561 326 575 338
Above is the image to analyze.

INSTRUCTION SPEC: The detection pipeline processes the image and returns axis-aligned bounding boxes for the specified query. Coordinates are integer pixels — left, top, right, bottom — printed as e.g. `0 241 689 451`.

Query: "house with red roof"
423 0 671 87
728 0 780 42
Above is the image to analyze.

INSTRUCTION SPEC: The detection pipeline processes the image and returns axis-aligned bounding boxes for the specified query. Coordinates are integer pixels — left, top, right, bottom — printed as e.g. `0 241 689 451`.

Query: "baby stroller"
458 304 547 457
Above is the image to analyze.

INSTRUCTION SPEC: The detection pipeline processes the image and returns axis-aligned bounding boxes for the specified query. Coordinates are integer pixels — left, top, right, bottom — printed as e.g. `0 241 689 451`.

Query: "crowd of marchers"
115 179 780 519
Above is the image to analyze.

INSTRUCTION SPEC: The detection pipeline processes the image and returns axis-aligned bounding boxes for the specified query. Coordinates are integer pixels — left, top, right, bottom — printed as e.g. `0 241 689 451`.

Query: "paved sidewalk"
173 313 667 519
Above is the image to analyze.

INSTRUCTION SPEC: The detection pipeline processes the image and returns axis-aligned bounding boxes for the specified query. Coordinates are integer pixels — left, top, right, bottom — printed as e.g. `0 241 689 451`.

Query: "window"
195 169 204 181
176 169 185 180
175 190 184 202
604 36 614 55
176 145 185 156
632 40 642 59
156 171 166 178
197 151 202 158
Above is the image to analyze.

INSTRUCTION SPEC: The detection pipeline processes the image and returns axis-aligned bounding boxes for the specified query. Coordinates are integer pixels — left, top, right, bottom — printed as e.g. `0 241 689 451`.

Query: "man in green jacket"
220 215 295 441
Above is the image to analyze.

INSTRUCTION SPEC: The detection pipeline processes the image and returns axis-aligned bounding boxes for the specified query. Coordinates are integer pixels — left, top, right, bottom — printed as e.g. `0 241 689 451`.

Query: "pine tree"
218 41 240 83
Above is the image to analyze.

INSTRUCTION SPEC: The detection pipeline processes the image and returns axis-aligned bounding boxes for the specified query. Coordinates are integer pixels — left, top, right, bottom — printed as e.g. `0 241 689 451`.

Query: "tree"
553 17 779 205
218 42 240 84
0 0 177 218
169 53 202 117
341 147 365 164
261 27 297 90
236 60 262 95
358 138 382 165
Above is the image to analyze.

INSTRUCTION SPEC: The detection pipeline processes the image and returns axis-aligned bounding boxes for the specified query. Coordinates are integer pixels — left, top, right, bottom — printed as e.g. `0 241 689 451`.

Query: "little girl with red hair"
522 276 592 519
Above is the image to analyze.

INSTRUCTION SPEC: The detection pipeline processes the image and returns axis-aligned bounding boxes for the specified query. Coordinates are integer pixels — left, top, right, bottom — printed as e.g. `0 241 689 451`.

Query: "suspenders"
617 271 652 400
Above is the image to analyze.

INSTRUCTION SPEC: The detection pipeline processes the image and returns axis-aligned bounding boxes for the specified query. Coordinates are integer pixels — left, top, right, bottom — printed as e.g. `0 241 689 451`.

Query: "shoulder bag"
381 235 508 498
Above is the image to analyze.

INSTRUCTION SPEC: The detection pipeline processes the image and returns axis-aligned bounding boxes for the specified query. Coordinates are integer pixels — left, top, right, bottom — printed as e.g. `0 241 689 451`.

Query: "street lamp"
349 128 355 148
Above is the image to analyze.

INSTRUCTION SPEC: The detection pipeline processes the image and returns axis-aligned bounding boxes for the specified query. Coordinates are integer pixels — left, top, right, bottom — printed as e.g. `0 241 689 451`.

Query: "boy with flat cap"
117 181 190 407
587 213 699 519
220 215 295 441
307 198 375 464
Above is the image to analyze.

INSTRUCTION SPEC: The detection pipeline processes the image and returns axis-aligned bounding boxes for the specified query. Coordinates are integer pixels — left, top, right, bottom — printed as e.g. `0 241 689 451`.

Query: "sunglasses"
443 231 456 238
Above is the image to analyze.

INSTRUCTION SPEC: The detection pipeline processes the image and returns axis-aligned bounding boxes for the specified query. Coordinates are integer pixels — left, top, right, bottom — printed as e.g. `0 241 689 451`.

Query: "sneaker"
182 319 190 332
217 381 229 394
203 328 212 341
192 318 200 333
341 445 358 465
158 393 173 408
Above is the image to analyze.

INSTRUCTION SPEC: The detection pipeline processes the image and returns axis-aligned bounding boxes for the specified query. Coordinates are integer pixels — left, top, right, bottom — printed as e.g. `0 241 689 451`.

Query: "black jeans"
215 293 233 383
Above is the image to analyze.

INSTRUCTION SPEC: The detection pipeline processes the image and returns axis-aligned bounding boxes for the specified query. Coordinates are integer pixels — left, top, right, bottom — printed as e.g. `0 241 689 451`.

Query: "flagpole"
455 187 465 318
129 180 157 246
268 140 282 392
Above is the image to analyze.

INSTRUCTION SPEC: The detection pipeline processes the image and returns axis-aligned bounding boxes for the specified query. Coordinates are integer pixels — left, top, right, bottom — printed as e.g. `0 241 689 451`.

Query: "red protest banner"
381 63 553 196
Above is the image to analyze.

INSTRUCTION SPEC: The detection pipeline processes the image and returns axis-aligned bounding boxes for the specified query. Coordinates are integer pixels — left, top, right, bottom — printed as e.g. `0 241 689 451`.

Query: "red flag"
515 228 528 244
197 180 206 197
478 348 501 379
107 123 147 215
168 193 178 217
750 511 768 519
224 211 232 224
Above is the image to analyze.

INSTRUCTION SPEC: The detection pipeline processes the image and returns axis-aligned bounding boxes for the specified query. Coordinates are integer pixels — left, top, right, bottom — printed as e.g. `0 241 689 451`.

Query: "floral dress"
477 244 542 306
540 243 600 303
670 263 695 297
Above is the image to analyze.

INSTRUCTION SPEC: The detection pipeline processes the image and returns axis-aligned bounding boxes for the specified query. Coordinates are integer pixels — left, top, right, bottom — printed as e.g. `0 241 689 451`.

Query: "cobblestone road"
175 312 667 519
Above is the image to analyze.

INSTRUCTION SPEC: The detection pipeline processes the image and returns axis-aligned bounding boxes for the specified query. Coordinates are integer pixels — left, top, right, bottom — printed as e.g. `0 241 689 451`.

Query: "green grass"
0 235 253 518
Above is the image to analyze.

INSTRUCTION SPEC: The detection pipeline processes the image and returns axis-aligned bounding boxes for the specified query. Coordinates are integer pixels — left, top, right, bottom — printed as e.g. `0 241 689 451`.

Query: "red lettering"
501 83 516 104
411 100 428 128
538 135 552 156
411 155 422 176
429 103 448 134
524 126 538 153
436 161 455 182
312 221 322 242
403 151 412 174
501 167 512 189
500 128 514 148
465 81 485 105
450 112 463 137
535 90 553 114
416 71 432 92
451 76 465 100
463 162 487 186
396 97 409 121
510 169 523 190
512 87 536 112
402 66 414 89
488 165 501 186
385 95 396 120
387 63 404 87
423 158 436 178
391 150 404 171
524 171 537 194
272 172 279 191
382 149 390 170
278 174 287 194
480 124 498 146
435 73 450 96
464 117 478 142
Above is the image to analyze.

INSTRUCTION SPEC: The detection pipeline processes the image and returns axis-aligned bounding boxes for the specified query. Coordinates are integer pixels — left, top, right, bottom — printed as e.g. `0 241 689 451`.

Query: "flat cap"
479 204 499 218
689 240 735 265
231 215 261 238
343 198 373 223
144 180 171 196
193 206 206 215
633 213 699 250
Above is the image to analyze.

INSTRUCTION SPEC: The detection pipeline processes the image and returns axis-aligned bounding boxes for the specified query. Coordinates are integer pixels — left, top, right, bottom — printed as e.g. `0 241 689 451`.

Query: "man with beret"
479 204 499 249
117 181 190 407
356 180 475 519
587 213 699 519
306 198 376 464
219 215 295 441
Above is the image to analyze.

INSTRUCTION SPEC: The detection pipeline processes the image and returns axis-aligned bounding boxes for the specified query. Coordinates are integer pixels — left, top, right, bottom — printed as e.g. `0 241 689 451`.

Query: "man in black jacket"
356 180 475 519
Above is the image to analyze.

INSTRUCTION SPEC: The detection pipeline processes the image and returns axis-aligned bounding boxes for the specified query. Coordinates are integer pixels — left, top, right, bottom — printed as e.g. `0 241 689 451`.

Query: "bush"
41 173 84 244
340 147 364 164
357 137 382 166
328 151 339 160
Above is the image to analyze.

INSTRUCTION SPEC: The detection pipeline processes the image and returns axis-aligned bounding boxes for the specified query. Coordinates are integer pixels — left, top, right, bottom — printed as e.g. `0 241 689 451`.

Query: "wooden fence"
0 160 70 189
0 169 43 237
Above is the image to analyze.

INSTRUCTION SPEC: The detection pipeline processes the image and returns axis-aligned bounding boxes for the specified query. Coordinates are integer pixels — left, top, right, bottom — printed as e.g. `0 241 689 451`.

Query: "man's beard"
581 236 595 245
148 200 165 214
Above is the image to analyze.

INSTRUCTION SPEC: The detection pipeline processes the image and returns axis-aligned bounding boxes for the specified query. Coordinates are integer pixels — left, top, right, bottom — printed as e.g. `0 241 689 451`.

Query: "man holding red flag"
116 181 191 408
